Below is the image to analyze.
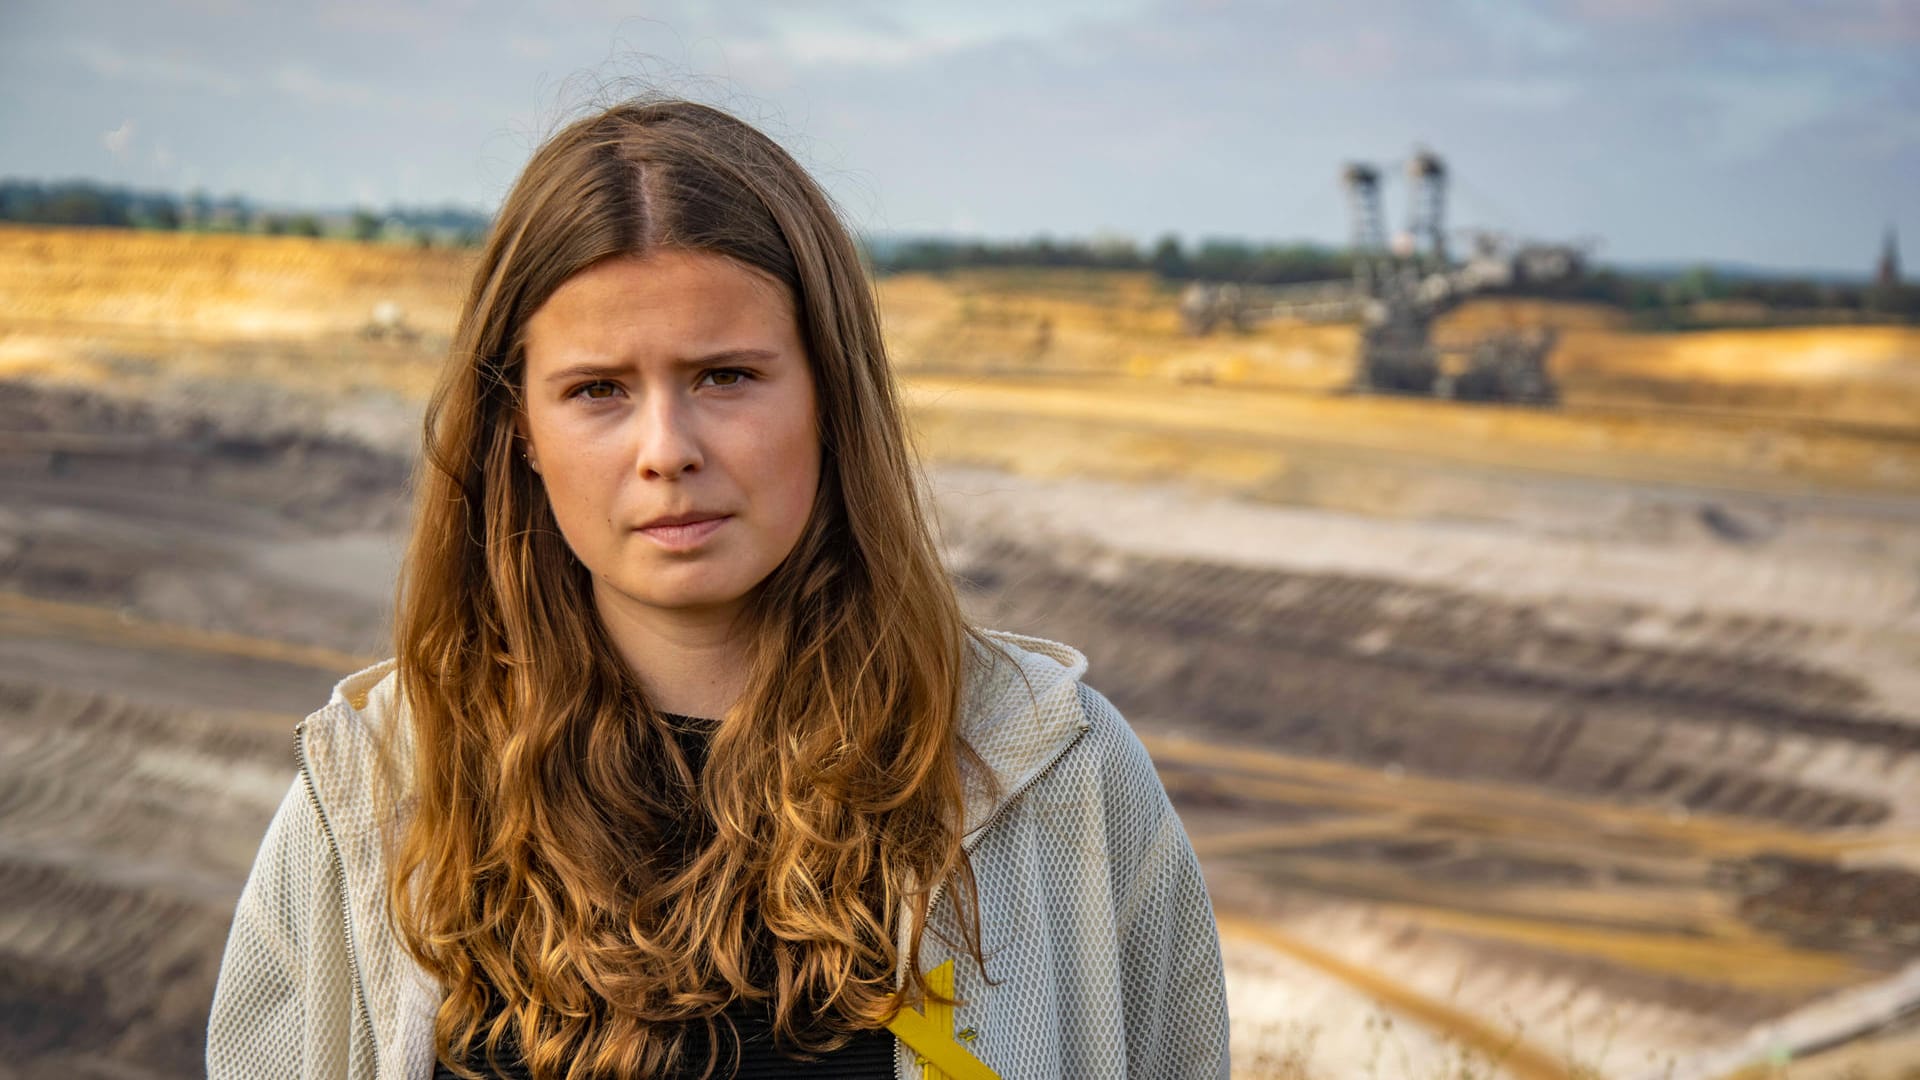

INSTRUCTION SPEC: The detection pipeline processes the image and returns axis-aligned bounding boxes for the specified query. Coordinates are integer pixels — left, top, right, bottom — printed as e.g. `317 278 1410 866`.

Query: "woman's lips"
636 515 730 551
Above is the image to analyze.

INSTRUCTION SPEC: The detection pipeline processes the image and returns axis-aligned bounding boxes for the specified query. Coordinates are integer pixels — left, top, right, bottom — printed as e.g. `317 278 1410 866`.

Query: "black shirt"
428 714 896 1079
429 1000 897 1080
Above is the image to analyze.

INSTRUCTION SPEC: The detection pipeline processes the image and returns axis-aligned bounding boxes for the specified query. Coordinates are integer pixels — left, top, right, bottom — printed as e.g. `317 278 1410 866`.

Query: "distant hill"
0 178 491 245
1608 259 1876 287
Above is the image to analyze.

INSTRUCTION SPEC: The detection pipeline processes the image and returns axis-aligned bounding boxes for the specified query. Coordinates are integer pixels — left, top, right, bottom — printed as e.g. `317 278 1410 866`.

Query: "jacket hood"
949 629 1092 840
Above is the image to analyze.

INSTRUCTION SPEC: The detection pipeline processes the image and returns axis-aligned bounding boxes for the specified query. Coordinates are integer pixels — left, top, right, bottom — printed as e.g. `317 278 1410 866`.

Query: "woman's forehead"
523 250 800 369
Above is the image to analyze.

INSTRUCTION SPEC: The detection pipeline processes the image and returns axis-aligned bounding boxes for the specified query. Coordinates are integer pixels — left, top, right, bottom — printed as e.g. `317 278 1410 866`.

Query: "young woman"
206 98 1229 1080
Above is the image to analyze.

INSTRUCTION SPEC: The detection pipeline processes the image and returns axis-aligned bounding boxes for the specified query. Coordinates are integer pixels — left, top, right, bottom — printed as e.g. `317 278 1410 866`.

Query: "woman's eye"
571 381 621 401
702 369 750 388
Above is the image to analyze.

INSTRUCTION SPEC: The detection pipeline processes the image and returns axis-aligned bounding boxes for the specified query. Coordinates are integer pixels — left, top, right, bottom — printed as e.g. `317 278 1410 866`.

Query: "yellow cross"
885 959 998 1080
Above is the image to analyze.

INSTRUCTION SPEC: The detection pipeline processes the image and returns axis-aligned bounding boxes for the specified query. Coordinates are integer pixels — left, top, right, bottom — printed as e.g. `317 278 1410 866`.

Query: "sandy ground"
4 229 1920 1077
3 372 1917 1078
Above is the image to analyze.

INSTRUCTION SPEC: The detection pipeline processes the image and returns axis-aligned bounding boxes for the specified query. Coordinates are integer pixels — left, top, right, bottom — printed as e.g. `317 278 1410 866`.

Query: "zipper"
296 716 380 1066
893 709 1090 1078
901 696 1094 987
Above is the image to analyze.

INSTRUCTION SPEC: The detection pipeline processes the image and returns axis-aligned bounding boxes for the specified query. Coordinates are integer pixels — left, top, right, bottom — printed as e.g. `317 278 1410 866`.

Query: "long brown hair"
389 98 985 1078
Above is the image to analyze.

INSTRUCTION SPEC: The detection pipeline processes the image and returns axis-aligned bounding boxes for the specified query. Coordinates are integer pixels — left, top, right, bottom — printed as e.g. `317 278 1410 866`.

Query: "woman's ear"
513 411 542 475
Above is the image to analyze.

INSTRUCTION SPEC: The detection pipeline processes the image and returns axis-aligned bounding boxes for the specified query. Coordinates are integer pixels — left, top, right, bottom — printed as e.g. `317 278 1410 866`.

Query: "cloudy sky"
2 0 1915 275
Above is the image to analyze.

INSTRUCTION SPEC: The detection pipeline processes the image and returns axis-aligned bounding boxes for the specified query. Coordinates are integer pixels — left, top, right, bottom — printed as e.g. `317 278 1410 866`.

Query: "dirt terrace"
5 225 1920 1077
3 376 1918 1077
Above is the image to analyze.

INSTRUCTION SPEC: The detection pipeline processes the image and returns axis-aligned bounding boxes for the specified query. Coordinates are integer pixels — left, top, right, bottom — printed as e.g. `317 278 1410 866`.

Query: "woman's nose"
633 395 703 480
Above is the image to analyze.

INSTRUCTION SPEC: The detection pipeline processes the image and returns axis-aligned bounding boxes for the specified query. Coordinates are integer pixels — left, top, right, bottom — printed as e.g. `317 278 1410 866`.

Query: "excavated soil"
3 378 1918 1077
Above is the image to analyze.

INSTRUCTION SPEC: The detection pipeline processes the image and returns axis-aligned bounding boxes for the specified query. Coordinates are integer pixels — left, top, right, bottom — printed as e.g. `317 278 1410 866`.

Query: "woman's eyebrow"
683 347 782 367
543 361 630 384
542 349 783 385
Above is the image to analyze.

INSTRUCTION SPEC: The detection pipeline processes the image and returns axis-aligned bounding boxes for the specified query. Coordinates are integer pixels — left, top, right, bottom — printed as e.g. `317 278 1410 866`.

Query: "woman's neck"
591 580 748 719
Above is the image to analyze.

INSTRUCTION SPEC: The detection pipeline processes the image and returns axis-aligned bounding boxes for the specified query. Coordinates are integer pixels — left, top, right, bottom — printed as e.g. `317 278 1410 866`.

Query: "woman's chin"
594 575 757 622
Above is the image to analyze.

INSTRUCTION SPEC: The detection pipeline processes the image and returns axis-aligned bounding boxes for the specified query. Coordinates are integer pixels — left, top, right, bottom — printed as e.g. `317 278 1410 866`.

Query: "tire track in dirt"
0 666 299 1076
1217 913 1577 1080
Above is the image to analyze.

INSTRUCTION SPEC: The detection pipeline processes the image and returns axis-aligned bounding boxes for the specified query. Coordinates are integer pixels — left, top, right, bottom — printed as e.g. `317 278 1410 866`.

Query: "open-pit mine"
2 225 1918 1078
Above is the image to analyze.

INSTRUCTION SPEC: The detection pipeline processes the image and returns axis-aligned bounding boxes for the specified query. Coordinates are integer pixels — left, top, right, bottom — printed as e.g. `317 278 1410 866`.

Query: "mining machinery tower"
1343 149 1561 404
1182 149 1582 405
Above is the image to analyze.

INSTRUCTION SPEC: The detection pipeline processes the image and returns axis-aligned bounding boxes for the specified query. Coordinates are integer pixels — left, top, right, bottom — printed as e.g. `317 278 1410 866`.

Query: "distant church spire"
1879 224 1902 288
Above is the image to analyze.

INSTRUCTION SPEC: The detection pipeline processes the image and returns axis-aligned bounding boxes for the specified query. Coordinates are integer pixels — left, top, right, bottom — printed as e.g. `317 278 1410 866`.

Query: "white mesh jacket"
206 630 1230 1079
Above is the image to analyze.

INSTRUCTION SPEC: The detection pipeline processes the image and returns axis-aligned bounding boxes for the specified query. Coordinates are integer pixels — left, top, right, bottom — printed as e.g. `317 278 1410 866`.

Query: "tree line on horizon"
3 178 1911 323
0 179 487 247
867 235 1919 322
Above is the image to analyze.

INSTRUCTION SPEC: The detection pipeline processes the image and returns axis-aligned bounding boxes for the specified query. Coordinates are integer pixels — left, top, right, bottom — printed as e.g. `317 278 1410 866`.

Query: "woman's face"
519 248 821 629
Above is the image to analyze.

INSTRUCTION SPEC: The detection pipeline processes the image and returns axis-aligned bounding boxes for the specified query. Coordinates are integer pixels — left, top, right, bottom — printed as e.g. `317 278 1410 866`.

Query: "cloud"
102 120 134 159
1556 0 1920 47
68 39 245 95
1452 76 1580 112
65 37 379 109
12 0 1910 270
270 63 377 107
680 1 1153 74
741 25 968 67
507 35 556 61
